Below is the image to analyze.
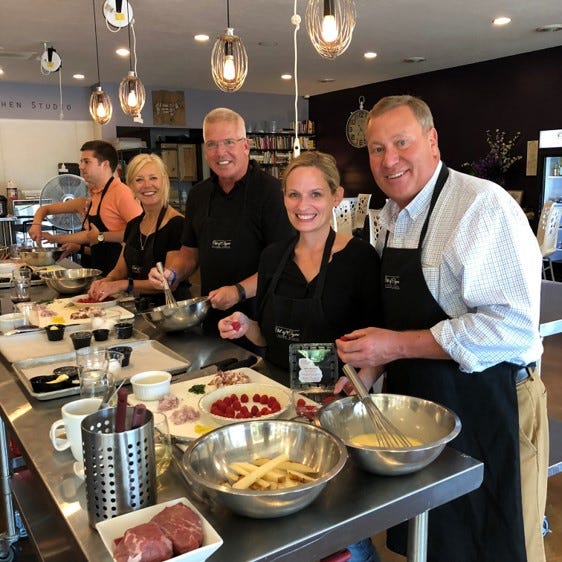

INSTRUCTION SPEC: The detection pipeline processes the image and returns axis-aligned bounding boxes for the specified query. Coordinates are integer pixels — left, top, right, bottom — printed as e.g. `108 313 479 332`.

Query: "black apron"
198 182 261 331
123 206 189 309
382 165 526 562
259 229 336 370
85 177 123 276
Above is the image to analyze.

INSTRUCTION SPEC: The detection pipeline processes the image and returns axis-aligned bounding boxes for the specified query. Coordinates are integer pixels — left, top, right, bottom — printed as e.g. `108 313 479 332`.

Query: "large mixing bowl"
146 296 209 331
39 268 102 294
19 248 61 267
182 419 347 518
315 394 461 476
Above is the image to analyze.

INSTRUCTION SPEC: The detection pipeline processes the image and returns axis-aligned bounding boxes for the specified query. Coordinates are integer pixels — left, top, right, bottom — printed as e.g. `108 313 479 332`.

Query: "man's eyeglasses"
204 138 246 151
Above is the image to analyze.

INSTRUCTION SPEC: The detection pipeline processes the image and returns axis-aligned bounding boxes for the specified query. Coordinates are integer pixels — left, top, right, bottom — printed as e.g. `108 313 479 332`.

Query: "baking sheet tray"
0 326 147 363
128 367 317 441
12 339 191 401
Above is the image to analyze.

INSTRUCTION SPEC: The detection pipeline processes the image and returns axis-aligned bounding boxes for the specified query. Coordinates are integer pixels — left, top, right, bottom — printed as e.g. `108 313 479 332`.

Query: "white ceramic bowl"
0 312 25 333
199 383 292 425
130 370 172 401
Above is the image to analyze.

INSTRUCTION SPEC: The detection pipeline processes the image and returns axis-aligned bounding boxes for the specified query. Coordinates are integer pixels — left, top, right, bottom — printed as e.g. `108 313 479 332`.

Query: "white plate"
96 497 223 562
73 294 118 309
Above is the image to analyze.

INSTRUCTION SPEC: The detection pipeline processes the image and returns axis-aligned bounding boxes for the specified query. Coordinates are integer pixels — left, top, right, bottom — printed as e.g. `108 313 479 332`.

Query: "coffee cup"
49 397 102 463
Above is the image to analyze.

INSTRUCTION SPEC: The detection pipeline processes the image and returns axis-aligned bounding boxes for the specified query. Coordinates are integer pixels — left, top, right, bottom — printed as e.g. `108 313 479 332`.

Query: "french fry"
229 462 271 489
287 469 317 483
232 453 289 490
253 457 318 475
235 461 286 483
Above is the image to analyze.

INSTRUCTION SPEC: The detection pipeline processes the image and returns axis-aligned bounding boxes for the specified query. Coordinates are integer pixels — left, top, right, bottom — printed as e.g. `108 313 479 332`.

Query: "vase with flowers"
462 129 523 187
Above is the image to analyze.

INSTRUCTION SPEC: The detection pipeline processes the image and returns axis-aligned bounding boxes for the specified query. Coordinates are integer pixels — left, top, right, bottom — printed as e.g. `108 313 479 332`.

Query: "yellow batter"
350 433 423 448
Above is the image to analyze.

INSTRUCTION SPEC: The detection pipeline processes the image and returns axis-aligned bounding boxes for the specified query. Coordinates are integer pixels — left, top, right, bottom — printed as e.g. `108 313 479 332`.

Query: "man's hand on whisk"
148 266 173 290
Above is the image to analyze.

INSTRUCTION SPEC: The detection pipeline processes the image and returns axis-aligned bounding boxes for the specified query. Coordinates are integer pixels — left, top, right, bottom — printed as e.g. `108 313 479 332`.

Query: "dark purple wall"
309 46 562 218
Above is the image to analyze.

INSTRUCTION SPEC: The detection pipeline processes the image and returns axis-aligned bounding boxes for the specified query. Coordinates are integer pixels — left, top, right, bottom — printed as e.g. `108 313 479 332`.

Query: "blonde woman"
89 153 189 307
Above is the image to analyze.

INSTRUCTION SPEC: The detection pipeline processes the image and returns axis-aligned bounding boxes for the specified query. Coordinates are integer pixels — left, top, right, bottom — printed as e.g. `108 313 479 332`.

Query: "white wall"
0 119 95 195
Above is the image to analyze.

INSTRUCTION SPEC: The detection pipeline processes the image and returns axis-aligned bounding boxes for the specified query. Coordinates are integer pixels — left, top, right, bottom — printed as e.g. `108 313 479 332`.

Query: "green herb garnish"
188 384 206 394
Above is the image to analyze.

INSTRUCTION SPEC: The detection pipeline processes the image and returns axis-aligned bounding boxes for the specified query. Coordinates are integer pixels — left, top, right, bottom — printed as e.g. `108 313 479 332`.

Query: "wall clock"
346 96 368 148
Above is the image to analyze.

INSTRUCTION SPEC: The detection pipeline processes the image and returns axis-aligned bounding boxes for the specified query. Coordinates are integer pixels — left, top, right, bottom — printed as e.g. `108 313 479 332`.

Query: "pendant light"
211 0 248 92
89 0 112 124
118 1 145 121
305 0 356 59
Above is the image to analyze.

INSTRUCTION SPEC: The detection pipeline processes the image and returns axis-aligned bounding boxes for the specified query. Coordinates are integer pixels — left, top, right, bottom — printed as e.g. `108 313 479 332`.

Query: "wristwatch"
97 232 105 243
235 283 246 303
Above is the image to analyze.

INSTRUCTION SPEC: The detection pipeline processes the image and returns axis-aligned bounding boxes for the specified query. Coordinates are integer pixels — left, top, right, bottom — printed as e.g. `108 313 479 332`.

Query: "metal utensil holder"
81 407 156 527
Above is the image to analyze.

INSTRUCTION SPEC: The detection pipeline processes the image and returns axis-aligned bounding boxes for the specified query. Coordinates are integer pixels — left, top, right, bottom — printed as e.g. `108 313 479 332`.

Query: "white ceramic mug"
49 397 101 463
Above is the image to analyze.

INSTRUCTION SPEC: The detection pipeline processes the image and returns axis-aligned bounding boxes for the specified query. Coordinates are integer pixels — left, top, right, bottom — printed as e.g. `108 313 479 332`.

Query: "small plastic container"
92 328 109 342
70 331 92 350
131 371 171 401
114 321 133 339
108 345 132 367
45 324 66 341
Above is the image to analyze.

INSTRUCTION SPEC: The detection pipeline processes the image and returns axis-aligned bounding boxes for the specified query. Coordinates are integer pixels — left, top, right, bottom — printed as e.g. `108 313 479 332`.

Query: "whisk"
156 262 178 309
342 364 412 448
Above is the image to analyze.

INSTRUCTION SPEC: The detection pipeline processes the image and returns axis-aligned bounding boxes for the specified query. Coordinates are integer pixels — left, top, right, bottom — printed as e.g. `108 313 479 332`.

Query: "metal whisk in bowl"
156 262 178 310
342 364 412 448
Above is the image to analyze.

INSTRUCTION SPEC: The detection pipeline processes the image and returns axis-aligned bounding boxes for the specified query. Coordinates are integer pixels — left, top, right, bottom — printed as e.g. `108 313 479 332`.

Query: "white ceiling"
0 0 561 97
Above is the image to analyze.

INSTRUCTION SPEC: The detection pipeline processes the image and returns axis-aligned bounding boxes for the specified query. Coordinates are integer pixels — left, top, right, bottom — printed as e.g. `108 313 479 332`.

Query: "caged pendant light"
305 0 356 59
211 0 248 92
118 1 145 121
89 0 113 124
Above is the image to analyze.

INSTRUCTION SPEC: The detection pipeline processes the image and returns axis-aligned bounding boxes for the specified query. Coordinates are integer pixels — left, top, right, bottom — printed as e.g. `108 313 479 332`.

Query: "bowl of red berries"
199 383 292 426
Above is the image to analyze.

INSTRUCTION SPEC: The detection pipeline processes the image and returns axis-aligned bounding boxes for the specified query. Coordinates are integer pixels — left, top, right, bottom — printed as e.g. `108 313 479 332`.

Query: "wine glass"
153 412 172 478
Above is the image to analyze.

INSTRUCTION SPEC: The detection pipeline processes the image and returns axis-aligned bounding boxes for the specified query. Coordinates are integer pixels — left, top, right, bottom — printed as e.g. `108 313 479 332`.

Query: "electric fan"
40 174 88 232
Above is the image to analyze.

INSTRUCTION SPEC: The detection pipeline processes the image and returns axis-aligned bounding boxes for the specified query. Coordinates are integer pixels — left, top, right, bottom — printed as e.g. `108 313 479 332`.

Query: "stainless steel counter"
0 287 484 562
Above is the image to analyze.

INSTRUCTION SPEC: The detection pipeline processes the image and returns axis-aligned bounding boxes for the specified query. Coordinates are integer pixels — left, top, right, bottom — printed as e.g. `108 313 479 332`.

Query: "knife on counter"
170 355 259 385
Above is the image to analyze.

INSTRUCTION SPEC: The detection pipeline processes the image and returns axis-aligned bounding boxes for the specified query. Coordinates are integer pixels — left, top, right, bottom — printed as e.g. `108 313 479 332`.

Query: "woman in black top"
219 151 383 562
89 153 188 307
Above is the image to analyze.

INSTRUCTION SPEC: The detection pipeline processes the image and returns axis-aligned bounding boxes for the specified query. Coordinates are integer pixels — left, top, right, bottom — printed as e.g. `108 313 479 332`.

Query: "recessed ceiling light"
73 73 85 80
194 34 209 42
493 17 511 26
536 24 562 32
319 78 335 83
0 68 4 76
281 74 292 80
404 56 426 63
116 47 129 57
364 52 377 59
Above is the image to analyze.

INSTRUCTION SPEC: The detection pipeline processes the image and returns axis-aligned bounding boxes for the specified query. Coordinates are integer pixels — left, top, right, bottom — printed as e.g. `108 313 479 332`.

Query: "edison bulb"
223 55 236 81
127 89 138 108
321 14 338 42
96 101 107 119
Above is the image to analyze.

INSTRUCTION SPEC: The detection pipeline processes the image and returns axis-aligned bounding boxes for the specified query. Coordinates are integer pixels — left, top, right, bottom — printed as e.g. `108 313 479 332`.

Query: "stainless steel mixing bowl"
39 268 102 294
315 394 461 476
181 419 348 518
145 296 209 331
19 248 57 266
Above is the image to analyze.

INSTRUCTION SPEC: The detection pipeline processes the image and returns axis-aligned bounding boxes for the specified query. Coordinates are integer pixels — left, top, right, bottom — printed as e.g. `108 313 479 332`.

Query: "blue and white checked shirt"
374 162 543 372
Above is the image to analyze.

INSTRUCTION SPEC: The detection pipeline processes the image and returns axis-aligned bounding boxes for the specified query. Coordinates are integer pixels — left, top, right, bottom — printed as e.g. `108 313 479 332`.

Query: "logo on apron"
384 275 400 290
275 326 301 341
211 239 232 250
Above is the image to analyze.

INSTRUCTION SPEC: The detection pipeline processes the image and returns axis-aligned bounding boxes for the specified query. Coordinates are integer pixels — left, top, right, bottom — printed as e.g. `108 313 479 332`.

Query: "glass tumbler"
76 347 110 399
153 412 172 478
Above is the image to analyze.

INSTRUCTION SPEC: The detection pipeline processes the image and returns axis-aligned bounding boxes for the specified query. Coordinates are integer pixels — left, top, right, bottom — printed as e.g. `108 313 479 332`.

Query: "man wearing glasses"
149 107 294 334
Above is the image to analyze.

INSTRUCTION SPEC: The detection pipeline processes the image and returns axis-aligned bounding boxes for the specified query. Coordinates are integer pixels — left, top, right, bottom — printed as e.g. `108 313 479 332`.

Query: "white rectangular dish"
128 367 318 441
12 339 190 400
95 497 223 562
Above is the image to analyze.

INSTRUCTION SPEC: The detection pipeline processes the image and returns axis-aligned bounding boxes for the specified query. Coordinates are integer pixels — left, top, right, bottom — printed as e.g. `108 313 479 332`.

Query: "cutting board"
0 325 146 363
18 296 133 329
128 368 318 441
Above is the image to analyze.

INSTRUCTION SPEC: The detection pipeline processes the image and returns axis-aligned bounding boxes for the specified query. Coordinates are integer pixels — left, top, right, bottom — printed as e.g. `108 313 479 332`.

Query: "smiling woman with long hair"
88 153 189 307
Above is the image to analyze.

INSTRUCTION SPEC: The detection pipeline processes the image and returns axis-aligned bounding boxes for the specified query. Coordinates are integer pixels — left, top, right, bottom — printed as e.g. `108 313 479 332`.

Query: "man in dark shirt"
149 108 294 330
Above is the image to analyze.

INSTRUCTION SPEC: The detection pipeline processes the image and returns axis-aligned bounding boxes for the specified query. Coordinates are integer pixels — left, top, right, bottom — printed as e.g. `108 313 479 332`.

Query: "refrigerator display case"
538 130 562 261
